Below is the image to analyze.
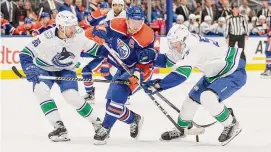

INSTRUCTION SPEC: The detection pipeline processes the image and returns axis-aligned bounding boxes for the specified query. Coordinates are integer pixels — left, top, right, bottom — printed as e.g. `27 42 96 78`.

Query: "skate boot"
48 121 70 142
93 126 111 145
160 128 186 141
83 87 95 103
260 69 271 79
92 117 102 133
130 113 144 139
218 109 242 146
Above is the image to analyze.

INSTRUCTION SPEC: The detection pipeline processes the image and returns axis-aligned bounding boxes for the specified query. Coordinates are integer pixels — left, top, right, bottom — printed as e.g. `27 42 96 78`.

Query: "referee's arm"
243 16 249 38
224 16 231 43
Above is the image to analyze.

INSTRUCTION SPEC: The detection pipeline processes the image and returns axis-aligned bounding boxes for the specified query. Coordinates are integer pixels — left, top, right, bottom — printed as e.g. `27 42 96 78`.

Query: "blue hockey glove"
136 48 158 63
24 64 42 84
92 25 107 45
142 79 163 95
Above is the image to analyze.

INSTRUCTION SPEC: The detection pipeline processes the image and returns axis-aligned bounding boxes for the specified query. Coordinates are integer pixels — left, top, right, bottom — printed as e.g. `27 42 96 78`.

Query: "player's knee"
62 89 85 108
34 82 51 101
200 90 219 107
111 84 130 103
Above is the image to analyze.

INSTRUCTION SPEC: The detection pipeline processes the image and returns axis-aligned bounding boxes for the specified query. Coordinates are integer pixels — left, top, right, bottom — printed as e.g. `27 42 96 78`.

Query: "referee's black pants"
228 34 246 61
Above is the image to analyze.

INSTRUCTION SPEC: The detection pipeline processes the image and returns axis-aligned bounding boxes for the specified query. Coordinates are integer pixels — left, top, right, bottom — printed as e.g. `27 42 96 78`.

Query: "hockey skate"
93 126 111 145
92 117 102 133
160 128 186 141
83 87 95 103
260 69 271 79
48 121 70 142
218 110 242 146
130 113 144 139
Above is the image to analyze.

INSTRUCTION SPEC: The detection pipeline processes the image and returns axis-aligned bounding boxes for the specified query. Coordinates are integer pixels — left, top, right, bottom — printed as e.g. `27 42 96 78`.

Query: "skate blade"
50 134 70 142
159 135 186 141
221 128 242 146
94 139 107 145
134 116 144 140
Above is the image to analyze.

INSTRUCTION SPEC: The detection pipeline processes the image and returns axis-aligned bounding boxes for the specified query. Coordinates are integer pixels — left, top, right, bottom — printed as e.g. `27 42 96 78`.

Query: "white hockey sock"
200 90 233 127
178 96 200 128
62 89 100 123
34 82 61 126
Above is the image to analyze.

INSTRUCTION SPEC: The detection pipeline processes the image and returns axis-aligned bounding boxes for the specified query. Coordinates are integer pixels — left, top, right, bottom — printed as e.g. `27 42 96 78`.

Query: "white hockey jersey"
105 9 126 21
22 27 97 71
166 33 242 82
183 21 199 34
199 22 213 35
211 23 226 35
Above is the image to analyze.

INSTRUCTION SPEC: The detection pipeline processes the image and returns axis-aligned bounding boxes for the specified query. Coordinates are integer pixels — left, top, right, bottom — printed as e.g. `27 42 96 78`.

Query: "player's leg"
82 58 104 102
161 77 206 141
33 69 70 142
201 59 247 145
94 70 143 145
58 70 102 132
261 47 271 77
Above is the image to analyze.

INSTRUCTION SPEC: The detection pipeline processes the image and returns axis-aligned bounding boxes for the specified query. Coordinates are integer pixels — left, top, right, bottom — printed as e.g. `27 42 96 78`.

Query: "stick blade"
12 66 24 78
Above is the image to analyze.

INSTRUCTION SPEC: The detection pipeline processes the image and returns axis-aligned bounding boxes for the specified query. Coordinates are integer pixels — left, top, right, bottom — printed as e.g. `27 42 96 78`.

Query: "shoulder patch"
132 24 154 48
110 18 127 35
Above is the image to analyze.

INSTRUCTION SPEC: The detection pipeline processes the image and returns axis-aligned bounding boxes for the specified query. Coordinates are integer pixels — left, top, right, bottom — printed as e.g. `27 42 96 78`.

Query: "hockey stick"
103 44 204 136
12 66 129 85
156 93 217 128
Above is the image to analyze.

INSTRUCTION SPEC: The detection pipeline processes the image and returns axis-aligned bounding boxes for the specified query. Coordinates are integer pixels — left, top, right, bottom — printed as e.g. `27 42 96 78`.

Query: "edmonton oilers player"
19 11 102 142
85 5 158 145
143 24 246 146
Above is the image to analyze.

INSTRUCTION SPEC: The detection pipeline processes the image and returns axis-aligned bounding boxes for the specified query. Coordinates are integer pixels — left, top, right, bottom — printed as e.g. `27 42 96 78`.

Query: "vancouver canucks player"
19 11 102 142
143 24 246 146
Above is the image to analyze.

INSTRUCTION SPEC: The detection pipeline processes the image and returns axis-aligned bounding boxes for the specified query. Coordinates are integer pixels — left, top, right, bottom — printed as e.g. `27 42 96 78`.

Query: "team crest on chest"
117 39 130 60
52 47 75 67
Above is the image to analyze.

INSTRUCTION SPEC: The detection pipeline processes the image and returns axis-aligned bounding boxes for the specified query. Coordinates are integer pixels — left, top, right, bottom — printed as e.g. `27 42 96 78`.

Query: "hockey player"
211 17 226 36
105 0 126 21
19 11 102 142
143 24 246 146
86 2 110 26
261 20 271 77
0 12 15 35
84 5 158 145
59 0 90 29
48 9 58 26
199 15 214 35
14 18 34 36
183 14 199 34
251 15 268 36
32 12 54 36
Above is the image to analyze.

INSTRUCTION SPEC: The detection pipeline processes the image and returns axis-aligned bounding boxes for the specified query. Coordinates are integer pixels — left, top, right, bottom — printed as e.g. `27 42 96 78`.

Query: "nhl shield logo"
117 39 130 60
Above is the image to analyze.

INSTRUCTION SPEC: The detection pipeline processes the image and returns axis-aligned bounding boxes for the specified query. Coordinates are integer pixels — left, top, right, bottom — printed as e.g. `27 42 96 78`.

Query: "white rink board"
1 72 271 152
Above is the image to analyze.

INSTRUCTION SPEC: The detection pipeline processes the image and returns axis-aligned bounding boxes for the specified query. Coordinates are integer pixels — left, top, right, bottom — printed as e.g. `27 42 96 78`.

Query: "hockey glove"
24 64 42 84
136 48 158 63
128 68 143 92
85 25 107 45
142 79 163 95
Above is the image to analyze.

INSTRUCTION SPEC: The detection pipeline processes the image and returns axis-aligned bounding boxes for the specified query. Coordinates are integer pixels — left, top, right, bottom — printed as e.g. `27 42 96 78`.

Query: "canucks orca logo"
52 47 75 67
117 39 130 60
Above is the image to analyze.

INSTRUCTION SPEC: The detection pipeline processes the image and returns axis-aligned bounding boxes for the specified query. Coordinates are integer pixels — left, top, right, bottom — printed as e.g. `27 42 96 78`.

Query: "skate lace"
169 129 181 138
221 123 234 136
97 127 108 136
130 123 137 133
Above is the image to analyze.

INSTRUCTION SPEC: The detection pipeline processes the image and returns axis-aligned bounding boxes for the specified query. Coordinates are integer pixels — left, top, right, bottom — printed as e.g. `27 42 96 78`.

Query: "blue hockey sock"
84 82 94 93
265 51 271 69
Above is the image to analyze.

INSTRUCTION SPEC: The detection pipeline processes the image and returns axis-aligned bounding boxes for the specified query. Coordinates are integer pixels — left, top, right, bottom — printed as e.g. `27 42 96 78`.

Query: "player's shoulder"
16 24 24 30
91 9 105 19
39 27 57 40
109 18 127 35
132 24 154 47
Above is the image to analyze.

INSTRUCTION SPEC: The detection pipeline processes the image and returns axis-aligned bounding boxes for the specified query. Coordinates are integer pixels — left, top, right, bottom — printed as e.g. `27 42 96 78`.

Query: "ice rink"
1 72 271 152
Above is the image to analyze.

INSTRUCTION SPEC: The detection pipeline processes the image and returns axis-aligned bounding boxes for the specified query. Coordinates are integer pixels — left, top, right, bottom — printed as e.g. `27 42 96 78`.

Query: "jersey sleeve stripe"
173 66 192 79
21 47 35 58
86 44 100 56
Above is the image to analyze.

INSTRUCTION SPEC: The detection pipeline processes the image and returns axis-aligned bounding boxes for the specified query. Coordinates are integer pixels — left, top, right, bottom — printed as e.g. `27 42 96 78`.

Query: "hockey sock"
178 96 200 128
40 99 61 126
84 81 94 93
200 90 233 127
266 51 271 69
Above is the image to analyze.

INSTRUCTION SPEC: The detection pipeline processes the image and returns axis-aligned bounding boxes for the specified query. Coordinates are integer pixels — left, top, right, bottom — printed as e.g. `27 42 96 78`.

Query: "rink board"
0 36 267 79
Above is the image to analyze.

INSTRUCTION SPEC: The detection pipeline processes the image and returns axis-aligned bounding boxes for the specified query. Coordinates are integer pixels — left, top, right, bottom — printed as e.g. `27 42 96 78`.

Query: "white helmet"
167 24 190 52
112 0 124 5
55 11 78 39
177 15 184 22
218 17 226 23
204 15 212 22
189 14 196 20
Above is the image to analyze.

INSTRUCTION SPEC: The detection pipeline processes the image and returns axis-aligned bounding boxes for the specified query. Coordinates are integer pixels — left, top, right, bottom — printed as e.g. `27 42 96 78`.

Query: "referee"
225 4 249 59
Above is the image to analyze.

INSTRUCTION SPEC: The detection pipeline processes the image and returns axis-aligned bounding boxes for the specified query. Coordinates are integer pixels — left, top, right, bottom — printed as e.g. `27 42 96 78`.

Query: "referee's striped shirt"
225 15 249 39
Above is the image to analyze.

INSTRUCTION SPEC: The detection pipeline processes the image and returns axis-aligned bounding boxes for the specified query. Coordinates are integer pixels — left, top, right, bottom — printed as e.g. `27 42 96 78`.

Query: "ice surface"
1 72 271 152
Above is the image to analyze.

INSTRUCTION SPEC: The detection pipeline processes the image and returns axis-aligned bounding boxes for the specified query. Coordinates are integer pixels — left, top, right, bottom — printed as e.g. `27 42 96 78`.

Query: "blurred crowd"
1 0 271 36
